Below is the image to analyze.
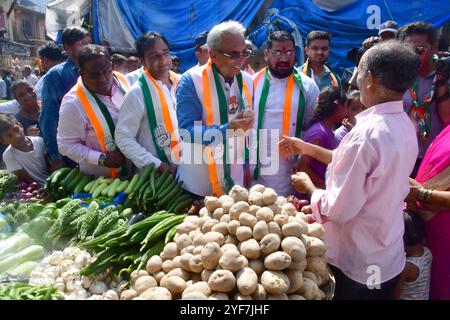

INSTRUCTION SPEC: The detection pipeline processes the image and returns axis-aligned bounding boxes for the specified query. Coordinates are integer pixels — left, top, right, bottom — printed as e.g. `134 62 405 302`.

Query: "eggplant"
128 213 146 225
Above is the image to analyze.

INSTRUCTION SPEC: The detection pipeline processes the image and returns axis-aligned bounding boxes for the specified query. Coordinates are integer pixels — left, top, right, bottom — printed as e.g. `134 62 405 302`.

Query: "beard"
269 62 293 78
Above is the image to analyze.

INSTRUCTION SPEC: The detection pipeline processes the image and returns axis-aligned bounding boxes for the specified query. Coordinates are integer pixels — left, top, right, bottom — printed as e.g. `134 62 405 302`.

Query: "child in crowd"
334 90 365 145
10 80 41 137
296 85 347 189
394 211 432 300
0 114 49 184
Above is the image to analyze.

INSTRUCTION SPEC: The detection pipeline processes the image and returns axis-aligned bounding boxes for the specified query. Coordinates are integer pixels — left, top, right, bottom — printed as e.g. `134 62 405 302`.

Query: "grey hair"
207 21 246 51
360 40 419 93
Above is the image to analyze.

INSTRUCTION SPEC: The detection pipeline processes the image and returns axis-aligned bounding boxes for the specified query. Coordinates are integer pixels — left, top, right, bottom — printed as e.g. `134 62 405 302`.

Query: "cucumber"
60 168 79 188
134 163 155 192
83 179 96 192
115 180 129 193
73 176 92 194
101 183 112 196
124 174 139 195
108 178 122 198
92 183 108 199
89 177 105 195
67 172 84 193
51 167 70 184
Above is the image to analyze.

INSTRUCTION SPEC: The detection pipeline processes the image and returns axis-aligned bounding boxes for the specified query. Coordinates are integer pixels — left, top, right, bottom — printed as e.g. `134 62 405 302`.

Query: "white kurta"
252 69 319 196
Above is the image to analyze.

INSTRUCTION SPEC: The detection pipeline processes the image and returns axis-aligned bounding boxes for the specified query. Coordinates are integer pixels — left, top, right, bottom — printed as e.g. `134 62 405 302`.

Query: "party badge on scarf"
154 125 171 149
229 96 239 114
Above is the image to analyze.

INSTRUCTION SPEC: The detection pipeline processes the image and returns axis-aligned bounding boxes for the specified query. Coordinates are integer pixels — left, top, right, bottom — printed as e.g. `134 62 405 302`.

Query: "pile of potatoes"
121 185 331 300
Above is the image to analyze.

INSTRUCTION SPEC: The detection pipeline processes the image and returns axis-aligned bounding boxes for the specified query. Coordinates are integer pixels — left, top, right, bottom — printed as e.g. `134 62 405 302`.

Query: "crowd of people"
0 18 449 300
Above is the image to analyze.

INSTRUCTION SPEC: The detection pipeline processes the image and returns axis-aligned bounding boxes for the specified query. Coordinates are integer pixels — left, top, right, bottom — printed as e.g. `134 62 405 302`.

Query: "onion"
30 182 40 190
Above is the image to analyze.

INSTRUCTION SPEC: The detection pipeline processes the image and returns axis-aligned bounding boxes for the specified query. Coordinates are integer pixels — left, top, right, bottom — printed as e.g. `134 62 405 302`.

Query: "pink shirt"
311 101 418 285
57 80 125 177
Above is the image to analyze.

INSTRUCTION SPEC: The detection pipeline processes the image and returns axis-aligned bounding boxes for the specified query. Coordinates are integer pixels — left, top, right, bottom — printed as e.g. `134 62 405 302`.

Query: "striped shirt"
400 247 432 300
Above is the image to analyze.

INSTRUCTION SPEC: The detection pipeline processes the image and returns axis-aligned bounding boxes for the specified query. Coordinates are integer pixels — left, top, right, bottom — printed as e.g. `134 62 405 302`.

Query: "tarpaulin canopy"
93 0 265 72
249 0 450 76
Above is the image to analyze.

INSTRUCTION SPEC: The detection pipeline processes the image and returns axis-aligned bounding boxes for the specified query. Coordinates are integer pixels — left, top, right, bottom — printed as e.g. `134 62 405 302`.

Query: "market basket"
321 267 336 300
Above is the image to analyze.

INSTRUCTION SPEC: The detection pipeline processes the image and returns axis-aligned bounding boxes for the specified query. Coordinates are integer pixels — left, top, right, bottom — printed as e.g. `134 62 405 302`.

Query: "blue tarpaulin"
93 0 265 72
249 0 450 76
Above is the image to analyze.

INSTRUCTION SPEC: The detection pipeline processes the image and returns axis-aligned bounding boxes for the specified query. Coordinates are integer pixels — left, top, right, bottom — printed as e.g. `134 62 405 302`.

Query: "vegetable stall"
0 167 334 300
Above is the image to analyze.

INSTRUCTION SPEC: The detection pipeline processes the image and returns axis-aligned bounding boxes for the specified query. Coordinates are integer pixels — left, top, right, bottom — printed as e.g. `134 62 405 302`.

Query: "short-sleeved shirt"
303 121 336 180
2 136 49 184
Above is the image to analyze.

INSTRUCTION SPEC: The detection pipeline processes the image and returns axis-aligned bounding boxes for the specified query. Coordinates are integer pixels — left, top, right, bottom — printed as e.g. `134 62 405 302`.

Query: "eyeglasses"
269 49 296 58
217 49 252 60
414 45 431 56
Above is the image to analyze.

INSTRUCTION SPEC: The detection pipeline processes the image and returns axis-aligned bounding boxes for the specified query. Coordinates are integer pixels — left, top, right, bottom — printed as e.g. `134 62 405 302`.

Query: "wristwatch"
98 153 106 167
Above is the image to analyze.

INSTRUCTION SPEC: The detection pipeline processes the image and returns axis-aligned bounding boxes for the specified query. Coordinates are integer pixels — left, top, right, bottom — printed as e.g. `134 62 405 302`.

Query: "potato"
221 243 238 252
198 216 211 230
175 234 192 252
152 271 165 284
286 270 304 294
179 253 193 272
189 229 203 241
282 221 308 237
300 235 311 250
267 203 282 215
135 276 157 295
223 235 239 245
249 205 261 216
267 294 288 300
295 212 308 223
227 220 241 236
261 271 290 295
193 234 206 246
289 294 306 300
172 256 181 269
260 234 281 254
281 237 307 261
229 185 249 202
194 246 204 255
281 203 297 216
140 287 172 300
189 255 204 273
211 222 228 235
220 214 231 223
239 239 261 259
307 237 327 256
229 201 250 220
204 196 222 212
162 259 175 273
208 270 236 292
159 252 168 261
248 191 264 206
201 242 223 270
181 245 195 255
120 289 138 300
234 293 253 300
146 255 163 274
298 277 319 300
212 208 225 220
167 268 190 281
236 267 258 295
262 188 278 205
306 256 328 275
252 221 269 241
303 271 318 283
264 252 292 270
249 259 265 275
165 276 187 295
256 207 274 222
199 207 212 218
204 231 225 246
182 292 208 300
288 259 307 272
163 243 179 260
251 284 267 300
202 219 220 233
218 249 246 272
176 222 197 234
239 212 258 228
209 293 229 300
159 274 170 288
236 226 253 242
307 223 325 239
219 195 235 214
191 273 202 282
182 281 211 298
274 214 289 227
276 196 287 206
268 221 282 237
201 269 215 282
250 184 265 193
